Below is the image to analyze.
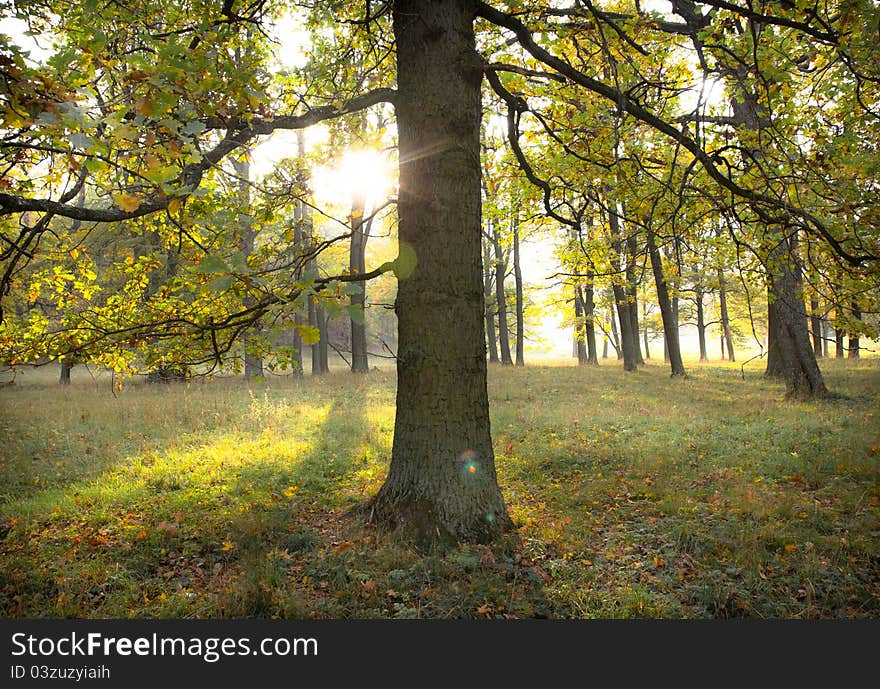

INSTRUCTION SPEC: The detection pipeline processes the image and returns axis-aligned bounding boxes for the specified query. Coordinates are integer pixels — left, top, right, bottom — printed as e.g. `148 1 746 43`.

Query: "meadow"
1 358 878 619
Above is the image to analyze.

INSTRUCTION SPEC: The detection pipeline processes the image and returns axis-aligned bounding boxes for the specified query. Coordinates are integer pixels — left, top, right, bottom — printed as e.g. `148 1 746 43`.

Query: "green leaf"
347 304 365 325
208 276 234 292
194 255 229 274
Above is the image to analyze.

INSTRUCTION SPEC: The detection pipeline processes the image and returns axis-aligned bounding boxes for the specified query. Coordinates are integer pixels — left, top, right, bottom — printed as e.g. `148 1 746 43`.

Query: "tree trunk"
60 359 72 385
718 269 735 362
643 319 650 360
482 238 498 363
625 229 644 365
309 299 329 375
232 157 263 380
367 0 512 546
608 209 638 371
810 298 823 358
350 193 370 373
695 284 708 362
513 218 524 367
583 280 598 365
602 335 609 359
291 196 306 375
765 296 785 378
574 285 588 365
849 302 861 359
822 320 829 358
766 231 828 398
493 230 513 366
646 228 686 377
835 327 844 358
609 306 622 360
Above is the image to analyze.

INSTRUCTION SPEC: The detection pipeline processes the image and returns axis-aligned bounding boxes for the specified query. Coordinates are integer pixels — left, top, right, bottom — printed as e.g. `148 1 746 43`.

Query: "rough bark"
835 327 844 358
646 228 686 377
765 296 785 378
366 0 512 546
766 232 828 398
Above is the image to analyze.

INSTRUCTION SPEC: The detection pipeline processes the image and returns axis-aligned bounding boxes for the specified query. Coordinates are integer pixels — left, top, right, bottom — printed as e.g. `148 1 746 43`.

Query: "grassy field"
1 357 878 619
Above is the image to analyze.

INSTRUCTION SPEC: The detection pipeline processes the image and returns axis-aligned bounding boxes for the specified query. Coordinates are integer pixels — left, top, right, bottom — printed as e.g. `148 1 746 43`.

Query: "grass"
0 357 878 619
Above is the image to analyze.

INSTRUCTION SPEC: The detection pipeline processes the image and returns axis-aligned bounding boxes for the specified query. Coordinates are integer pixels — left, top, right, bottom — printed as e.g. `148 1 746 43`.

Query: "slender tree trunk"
718 269 735 362
810 298 823 358
482 238 498 363
512 217 525 366
574 285 588 365
720 333 726 360
232 157 263 380
609 307 622 360
835 327 845 358
367 0 512 545
822 321 829 358
291 197 306 375
624 226 644 366
849 301 861 359
646 228 686 377
583 280 598 365
493 231 513 366
602 335 609 359
317 307 329 372
643 317 650 360
695 284 708 362
608 209 637 371
350 193 370 373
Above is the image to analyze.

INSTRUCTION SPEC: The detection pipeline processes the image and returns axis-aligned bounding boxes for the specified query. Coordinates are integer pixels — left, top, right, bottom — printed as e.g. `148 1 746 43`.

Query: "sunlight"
312 148 395 210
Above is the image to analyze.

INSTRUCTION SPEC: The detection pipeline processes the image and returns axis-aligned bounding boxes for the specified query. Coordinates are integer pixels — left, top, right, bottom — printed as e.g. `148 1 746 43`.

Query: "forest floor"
1 357 878 619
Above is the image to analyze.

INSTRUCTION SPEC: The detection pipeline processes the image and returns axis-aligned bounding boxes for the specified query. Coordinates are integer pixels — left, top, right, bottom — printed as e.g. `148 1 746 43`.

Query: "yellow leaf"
221 540 234 551
114 193 141 213
167 197 181 215
784 543 797 552
283 485 299 498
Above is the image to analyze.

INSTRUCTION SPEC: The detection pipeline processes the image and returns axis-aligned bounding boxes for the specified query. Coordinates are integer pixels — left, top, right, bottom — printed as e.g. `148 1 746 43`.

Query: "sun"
312 147 396 210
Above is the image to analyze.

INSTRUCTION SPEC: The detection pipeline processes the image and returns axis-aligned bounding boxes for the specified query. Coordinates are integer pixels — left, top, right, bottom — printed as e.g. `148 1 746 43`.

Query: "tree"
646 226 686 377
3 0 879 546
364 0 512 544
